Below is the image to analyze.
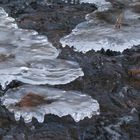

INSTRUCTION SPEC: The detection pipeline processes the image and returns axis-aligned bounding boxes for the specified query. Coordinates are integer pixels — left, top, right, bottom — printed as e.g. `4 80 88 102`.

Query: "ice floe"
17 59 84 86
1 85 100 123
0 57 83 89
0 7 18 28
0 7 84 89
60 1 140 53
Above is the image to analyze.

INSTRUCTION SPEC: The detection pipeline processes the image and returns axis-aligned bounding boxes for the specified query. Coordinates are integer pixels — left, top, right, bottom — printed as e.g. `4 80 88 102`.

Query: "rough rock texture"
0 0 140 140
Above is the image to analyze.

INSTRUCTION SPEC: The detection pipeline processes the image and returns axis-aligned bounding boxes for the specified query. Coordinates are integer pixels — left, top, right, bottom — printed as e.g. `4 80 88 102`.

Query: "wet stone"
27 124 69 140
2 135 14 140
12 133 26 140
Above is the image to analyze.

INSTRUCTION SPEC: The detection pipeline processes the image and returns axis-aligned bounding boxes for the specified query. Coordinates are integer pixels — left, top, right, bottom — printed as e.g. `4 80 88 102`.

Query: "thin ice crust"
60 1 140 53
1 85 100 123
0 7 84 89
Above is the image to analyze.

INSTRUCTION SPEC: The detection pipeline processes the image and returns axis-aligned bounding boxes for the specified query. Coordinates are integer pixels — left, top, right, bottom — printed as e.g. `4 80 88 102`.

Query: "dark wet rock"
27 123 70 140
109 86 140 112
2 135 14 140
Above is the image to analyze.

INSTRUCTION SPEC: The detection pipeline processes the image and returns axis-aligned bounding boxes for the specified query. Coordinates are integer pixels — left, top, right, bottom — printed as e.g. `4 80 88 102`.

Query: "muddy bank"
0 0 140 140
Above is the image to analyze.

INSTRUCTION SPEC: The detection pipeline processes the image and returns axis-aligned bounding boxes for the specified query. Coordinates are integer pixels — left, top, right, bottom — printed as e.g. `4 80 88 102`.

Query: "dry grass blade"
16 92 47 107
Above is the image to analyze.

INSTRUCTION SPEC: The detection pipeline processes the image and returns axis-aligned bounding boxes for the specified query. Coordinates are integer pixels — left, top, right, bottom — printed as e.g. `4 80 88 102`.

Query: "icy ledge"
0 7 84 89
60 2 140 53
0 58 84 90
1 85 100 123
80 0 111 8
0 7 59 61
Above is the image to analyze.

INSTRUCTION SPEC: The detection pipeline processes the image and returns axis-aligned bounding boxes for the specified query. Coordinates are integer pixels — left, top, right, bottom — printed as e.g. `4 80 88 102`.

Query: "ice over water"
60 1 140 53
1 85 100 123
17 59 84 86
62 0 110 7
0 7 99 123
80 0 110 7
0 7 84 89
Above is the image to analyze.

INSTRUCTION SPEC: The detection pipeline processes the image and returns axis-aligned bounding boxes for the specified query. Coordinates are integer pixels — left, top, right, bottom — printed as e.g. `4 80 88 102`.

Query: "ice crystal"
60 1 140 53
1 85 100 123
